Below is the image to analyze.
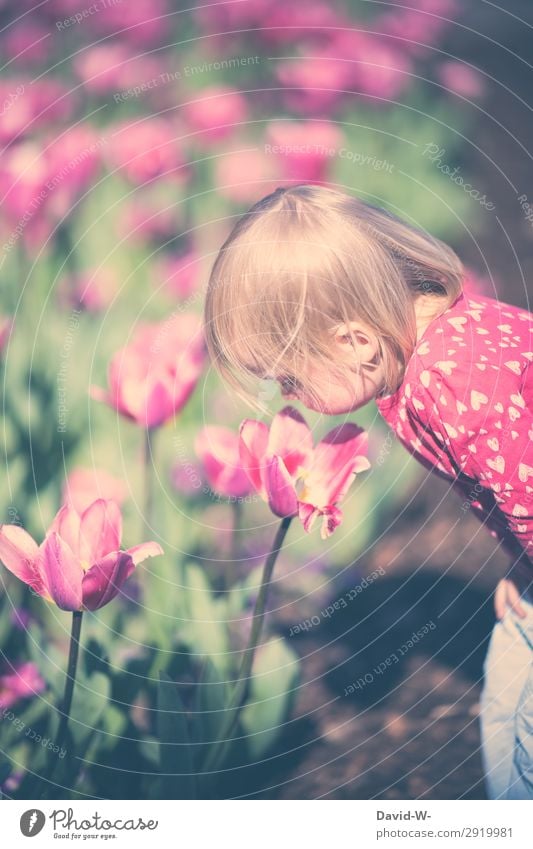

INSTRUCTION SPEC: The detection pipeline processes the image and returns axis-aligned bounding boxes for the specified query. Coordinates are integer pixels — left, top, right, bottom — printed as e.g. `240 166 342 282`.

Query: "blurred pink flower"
74 45 167 97
27 77 76 126
276 57 351 115
119 200 179 245
266 121 343 182
45 124 104 219
88 0 170 47
351 41 412 101
0 500 162 612
195 426 253 499
0 317 12 355
62 467 128 513
0 125 102 250
60 268 118 313
239 406 370 539
194 0 272 31
91 314 206 429
0 142 55 249
0 78 74 146
438 61 484 99
328 31 412 101
183 86 248 144
106 119 186 185
3 22 51 68
154 250 202 300
381 0 458 53
216 148 281 204
171 460 204 497
262 2 344 46
0 662 45 709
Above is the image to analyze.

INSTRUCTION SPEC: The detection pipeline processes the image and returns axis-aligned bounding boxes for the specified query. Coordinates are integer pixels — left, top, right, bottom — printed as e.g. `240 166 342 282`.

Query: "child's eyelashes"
278 375 302 396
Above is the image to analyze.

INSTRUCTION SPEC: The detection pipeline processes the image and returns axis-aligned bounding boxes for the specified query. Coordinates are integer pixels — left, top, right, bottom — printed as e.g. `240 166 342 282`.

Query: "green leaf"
156 672 196 799
180 563 230 672
193 656 230 747
241 638 300 758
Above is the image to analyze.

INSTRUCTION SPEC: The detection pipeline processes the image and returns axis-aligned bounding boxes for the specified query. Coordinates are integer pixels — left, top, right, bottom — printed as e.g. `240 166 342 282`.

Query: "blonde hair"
204 184 464 412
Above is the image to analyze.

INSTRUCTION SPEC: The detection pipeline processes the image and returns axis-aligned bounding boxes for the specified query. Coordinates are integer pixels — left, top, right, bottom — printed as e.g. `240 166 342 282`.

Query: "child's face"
277 357 386 415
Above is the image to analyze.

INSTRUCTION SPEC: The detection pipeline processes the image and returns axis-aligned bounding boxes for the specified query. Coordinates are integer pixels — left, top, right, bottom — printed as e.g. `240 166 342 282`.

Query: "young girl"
204 183 533 800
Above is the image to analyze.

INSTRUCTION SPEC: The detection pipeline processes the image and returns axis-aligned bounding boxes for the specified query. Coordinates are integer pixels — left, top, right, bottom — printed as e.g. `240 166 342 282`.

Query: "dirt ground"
224 2 533 800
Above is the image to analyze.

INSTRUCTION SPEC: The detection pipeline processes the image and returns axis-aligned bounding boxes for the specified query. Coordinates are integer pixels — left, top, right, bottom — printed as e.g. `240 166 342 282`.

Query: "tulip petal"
0 525 44 595
298 501 318 534
82 551 135 611
143 380 173 428
126 541 163 565
305 426 369 507
297 502 343 538
39 533 83 611
195 426 252 498
79 499 122 565
319 505 343 540
265 456 299 517
239 419 269 495
50 503 81 557
268 405 313 476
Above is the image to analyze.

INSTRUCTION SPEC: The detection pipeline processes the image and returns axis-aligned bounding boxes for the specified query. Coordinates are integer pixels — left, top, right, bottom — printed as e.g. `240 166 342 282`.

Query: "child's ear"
333 321 380 360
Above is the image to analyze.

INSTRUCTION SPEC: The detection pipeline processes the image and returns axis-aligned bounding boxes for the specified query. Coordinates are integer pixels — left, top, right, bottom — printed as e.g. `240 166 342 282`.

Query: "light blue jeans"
480 592 533 799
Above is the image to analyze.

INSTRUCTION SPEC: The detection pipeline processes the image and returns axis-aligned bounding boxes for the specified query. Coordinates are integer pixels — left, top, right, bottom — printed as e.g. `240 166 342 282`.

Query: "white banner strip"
0 799 530 847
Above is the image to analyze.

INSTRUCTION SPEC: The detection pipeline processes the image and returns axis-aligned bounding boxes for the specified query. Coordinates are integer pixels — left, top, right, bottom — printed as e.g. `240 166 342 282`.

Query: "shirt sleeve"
406 359 533 561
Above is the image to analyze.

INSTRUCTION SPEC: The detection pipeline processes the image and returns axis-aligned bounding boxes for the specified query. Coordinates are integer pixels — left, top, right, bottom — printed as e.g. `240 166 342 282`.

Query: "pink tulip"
261 2 343 46
266 121 343 183
106 119 186 186
0 662 45 709
239 406 370 539
4 22 51 68
119 199 179 245
194 0 271 31
92 314 206 429
438 61 484 99
46 124 104 200
195 426 253 499
352 41 412 101
216 148 281 204
0 317 12 355
74 45 166 97
62 468 127 513
86 0 170 47
276 57 351 115
0 499 163 612
183 86 248 144
381 0 458 52
0 142 54 249
60 268 118 313
171 460 204 497
154 250 202 300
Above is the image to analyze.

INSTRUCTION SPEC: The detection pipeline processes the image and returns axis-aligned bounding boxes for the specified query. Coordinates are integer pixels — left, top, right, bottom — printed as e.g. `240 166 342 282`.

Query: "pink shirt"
375 290 533 566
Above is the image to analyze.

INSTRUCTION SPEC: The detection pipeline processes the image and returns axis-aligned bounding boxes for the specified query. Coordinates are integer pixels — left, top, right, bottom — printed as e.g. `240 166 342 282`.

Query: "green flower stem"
203 514 293 776
230 499 243 564
143 427 156 534
56 610 83 752
39 610 83 796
